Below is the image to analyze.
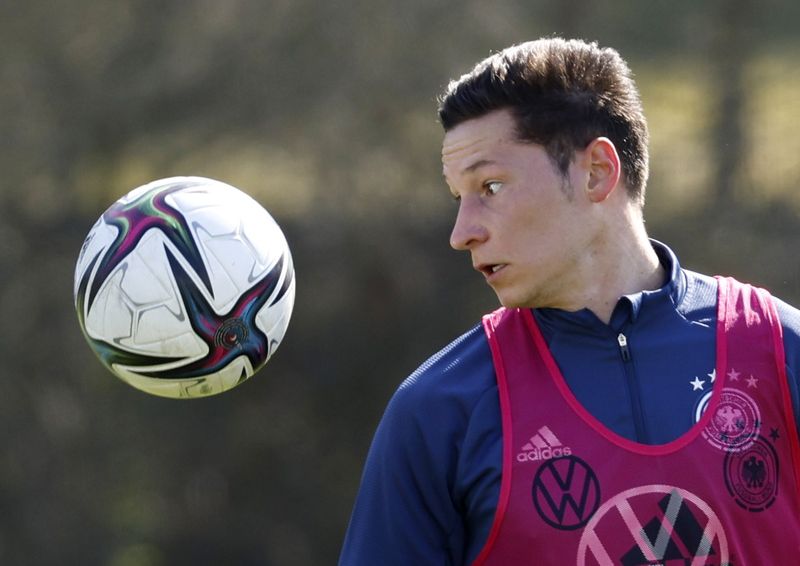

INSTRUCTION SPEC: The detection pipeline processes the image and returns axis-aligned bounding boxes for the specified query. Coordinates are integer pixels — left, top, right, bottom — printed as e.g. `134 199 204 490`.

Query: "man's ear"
584 137 621 203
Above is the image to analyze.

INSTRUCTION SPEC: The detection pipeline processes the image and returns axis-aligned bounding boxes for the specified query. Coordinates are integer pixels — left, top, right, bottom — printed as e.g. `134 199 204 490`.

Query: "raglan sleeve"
774 297 800 436
338 326 497 566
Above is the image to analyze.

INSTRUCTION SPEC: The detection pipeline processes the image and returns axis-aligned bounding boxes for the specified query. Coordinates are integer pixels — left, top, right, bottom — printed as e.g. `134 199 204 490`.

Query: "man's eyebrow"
442 159 498 182
463 159 497 173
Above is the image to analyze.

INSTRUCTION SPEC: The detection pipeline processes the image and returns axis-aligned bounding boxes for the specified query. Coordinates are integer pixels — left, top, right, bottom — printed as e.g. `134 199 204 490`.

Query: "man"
340 38 800 565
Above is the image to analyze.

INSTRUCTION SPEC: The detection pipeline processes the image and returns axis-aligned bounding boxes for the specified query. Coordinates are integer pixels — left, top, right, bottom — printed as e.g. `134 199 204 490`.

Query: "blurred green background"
2 1 799 564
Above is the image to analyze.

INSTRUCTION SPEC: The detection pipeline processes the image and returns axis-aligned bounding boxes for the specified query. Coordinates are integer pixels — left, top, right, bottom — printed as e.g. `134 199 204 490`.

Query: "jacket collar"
533 240 685 332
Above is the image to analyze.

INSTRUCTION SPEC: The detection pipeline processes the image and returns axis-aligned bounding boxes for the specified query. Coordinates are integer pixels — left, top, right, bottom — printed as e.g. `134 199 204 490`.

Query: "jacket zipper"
617 331 647 442
617 333 631 361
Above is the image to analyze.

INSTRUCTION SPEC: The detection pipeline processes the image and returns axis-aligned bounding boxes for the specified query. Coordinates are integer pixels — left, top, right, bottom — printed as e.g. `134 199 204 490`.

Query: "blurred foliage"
1 0 799 564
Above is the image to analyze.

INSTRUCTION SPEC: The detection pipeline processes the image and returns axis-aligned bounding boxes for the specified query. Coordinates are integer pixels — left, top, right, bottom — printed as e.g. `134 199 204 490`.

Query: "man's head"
438 38 649 203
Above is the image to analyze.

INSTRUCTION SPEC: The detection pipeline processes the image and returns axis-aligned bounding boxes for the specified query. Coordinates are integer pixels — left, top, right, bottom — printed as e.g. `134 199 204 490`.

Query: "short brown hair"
438 38 649 202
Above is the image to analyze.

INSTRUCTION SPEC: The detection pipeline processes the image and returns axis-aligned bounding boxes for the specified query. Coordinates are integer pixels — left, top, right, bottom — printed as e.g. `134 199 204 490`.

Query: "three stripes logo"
517 425 573 462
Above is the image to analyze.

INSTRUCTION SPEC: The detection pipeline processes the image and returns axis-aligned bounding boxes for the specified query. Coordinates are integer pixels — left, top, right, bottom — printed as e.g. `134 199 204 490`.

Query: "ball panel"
255 258 296 357
74 219 118 300
114 354 255 398
118 233 179 306
86 270 135 340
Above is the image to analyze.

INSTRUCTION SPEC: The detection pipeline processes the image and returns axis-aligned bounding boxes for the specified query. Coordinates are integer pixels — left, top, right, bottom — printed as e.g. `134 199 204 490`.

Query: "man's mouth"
478 263 507 277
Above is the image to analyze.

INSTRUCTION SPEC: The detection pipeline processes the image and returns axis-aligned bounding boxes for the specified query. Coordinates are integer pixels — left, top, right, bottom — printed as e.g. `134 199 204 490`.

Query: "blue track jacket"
339 242 800 565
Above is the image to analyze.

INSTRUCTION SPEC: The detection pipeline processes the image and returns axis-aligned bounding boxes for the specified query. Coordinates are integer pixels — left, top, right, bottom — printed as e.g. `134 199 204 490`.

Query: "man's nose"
449 200 488 251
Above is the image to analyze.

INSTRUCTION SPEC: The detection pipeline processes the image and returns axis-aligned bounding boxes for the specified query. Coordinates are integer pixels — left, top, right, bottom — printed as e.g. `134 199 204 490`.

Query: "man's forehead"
441 111 519 180
442 110 517 150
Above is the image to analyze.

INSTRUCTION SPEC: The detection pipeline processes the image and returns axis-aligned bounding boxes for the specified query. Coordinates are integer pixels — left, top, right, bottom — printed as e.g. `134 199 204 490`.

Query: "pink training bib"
475 277 800 565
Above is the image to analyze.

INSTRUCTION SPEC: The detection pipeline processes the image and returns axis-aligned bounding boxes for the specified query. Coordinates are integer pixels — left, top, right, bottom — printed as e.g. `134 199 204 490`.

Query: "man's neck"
562 210 665 324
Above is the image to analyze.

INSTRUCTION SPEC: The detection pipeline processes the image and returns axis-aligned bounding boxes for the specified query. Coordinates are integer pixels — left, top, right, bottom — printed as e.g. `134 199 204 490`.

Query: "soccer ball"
74 176 295 398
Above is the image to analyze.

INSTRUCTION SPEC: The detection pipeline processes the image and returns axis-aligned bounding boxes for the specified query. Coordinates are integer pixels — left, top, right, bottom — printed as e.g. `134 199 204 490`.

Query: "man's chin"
495 292 528 310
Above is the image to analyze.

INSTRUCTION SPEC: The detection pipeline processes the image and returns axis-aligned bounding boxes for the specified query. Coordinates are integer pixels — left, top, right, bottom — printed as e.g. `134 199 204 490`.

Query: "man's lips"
476 263 507 278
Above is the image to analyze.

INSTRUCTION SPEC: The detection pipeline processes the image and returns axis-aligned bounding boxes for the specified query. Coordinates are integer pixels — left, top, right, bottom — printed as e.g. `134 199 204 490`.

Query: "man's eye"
485 181 503 195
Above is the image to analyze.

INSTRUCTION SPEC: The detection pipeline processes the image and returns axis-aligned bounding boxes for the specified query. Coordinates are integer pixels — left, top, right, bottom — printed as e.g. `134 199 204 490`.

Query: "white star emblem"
690 376 705 391
746 375 759 388
707 369 717 382
727 368 740 382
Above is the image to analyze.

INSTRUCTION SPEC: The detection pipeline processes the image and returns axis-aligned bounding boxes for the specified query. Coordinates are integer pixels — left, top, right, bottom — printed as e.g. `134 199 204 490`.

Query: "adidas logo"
517 426 572 463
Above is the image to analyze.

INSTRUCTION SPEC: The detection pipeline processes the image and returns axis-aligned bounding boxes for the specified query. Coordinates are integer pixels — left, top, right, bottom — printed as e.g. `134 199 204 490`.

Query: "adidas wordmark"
516 426 572 463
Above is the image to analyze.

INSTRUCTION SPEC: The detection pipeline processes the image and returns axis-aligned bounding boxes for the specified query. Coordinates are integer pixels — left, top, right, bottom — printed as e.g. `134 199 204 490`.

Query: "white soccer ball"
74 176 295 398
